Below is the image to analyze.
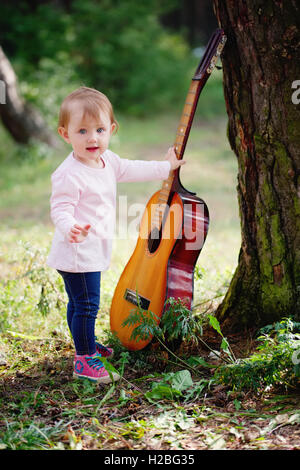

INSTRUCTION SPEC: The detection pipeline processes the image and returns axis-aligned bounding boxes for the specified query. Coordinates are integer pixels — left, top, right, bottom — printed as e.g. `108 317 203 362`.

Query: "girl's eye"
97 128 104 133
79 129 86 134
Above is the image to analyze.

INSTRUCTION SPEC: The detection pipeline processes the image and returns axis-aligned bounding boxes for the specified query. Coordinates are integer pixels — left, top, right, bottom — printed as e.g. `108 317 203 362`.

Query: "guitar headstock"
193 29 227 80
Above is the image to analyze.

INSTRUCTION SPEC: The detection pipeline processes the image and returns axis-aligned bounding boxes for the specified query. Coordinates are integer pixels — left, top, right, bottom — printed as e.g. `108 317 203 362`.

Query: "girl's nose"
88 133 97 142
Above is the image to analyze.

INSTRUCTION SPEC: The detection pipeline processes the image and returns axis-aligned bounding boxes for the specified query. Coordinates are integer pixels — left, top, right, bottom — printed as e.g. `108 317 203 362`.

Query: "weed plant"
123 299 300 396
215 319 300 392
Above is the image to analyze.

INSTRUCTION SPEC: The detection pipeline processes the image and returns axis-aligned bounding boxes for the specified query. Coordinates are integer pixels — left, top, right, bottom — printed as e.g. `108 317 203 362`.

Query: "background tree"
0 0 191 117
161 0 218 45
0 46 58 146
212 0 300 330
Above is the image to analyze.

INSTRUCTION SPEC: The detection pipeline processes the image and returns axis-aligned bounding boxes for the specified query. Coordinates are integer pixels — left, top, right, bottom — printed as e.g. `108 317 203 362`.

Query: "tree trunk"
0 46 58 147
212 0 300 330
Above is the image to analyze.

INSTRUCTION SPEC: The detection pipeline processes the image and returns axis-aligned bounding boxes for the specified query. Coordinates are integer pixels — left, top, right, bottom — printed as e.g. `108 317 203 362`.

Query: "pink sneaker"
95 341 114 358
73 353 120 384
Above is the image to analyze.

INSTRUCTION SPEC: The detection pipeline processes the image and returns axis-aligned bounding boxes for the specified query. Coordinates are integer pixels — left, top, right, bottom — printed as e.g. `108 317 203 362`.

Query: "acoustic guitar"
110 29 227 351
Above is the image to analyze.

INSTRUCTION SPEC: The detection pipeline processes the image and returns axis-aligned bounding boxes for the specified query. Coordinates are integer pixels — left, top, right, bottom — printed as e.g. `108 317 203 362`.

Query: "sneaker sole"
73 372 120 384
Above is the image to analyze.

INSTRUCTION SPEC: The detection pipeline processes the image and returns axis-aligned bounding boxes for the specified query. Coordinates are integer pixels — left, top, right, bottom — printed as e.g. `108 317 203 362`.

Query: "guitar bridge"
124 289 150 310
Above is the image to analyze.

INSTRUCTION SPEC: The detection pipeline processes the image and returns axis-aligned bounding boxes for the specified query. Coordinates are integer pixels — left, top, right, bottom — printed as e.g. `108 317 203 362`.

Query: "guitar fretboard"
151 79 200 231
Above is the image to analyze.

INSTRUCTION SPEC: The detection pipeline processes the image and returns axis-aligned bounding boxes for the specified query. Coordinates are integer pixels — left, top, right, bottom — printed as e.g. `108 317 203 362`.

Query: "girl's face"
58 105 116 167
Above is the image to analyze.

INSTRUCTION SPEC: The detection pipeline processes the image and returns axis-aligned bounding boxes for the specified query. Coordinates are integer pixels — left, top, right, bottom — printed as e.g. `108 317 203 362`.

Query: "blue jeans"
57 270 101 355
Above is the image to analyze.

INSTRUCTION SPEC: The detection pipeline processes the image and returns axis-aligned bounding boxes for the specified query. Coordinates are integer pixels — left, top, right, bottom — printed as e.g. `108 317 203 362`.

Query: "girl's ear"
58 126 70 143
110 122 117 135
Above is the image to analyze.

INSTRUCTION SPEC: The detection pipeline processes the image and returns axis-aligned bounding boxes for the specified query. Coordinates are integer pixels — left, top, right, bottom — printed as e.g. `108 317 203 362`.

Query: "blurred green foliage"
1 0 194 117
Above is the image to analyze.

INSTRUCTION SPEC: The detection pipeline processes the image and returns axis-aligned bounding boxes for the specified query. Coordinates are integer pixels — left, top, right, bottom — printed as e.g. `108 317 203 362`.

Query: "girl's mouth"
86 147 99 153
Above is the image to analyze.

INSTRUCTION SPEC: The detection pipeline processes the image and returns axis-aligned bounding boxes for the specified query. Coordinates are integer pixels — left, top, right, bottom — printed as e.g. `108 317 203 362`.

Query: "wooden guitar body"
110 179 209 351
110 190 183 351
110 29 226 351
165 185 209 315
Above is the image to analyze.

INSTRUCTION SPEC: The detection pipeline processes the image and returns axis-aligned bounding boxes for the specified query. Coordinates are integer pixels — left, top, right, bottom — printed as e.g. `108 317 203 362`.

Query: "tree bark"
0 46 58 147
212 0 300 330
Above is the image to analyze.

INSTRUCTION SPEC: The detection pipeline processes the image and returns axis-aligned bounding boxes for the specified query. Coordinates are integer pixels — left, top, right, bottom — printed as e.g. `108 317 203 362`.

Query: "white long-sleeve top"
47 150 171 272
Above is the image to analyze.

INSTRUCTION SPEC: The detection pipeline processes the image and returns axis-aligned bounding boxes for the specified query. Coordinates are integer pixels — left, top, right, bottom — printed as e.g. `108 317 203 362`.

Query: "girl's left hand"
165 146 186 171
68 224 91 243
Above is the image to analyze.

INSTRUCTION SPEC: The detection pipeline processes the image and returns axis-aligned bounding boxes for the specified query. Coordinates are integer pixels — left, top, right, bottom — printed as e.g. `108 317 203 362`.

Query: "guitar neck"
156 80 200 201
157 75 210 207
151 29 226 231
151 79 205 231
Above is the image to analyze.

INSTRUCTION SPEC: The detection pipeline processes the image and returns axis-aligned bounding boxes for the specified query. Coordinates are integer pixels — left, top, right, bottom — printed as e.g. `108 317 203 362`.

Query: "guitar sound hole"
148 227 161 253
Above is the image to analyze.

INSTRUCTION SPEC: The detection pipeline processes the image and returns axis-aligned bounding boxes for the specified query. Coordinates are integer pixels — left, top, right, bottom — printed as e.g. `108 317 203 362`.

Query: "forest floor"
0 328 299 451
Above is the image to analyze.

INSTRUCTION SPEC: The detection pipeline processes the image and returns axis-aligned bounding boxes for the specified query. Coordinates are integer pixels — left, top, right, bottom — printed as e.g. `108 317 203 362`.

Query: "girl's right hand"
68 224 91 243
165 146 186 171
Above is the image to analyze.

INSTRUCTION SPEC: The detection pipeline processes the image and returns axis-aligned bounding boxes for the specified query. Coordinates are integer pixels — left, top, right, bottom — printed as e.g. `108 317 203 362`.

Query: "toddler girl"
47 86 185 383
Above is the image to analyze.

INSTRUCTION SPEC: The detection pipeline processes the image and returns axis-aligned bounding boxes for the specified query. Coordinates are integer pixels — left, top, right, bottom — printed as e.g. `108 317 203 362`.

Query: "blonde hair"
58 86 118 132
